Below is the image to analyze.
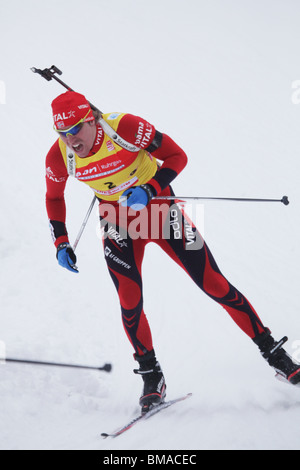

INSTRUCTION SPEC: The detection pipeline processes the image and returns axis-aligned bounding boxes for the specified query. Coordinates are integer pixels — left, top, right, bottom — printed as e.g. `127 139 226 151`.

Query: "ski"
101 393 192 439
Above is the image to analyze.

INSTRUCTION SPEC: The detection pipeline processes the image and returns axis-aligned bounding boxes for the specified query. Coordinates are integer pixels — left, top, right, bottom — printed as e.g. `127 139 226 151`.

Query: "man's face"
59 120 97 158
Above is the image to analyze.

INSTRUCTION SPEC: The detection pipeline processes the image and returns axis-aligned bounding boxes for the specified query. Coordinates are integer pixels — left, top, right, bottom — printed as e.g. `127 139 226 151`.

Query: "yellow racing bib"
59 113 158 201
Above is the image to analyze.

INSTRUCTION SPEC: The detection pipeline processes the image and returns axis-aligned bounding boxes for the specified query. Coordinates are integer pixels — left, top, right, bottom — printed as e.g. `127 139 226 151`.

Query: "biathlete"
45 90 300 413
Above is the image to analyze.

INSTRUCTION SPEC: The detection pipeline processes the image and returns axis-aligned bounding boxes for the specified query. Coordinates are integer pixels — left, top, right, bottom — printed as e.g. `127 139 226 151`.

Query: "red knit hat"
51 91 94 129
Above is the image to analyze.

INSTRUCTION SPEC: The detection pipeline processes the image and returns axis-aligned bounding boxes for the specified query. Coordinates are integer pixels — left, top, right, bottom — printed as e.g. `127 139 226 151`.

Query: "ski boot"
134 349 167 414
254 330 300 385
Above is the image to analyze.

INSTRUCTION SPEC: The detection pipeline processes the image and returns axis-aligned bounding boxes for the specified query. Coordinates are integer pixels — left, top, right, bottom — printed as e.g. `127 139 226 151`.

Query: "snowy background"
1 0 300 450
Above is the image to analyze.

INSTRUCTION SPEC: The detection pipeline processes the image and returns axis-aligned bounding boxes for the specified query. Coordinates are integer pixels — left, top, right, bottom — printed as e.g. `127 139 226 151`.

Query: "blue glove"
120 184 154 211
56 243 79 273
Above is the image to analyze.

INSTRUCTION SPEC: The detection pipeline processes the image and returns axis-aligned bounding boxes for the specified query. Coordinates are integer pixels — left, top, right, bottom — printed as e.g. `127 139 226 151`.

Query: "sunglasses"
54 111 91 137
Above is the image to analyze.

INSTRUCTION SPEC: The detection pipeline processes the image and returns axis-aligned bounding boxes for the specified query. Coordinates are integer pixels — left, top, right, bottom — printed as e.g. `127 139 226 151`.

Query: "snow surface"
1 0 300 450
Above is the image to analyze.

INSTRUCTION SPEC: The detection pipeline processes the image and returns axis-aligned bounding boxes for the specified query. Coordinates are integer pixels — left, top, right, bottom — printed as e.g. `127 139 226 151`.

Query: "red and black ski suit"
45 112 268 357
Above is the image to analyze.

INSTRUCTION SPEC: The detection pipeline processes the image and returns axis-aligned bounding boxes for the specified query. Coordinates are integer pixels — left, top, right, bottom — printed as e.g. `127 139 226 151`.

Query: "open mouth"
73 143 84 153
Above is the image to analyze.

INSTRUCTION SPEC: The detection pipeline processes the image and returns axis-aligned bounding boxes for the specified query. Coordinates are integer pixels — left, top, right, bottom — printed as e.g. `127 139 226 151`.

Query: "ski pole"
2 357 112 373
73 195 97 252
30 65 102 114
152 195 290 205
